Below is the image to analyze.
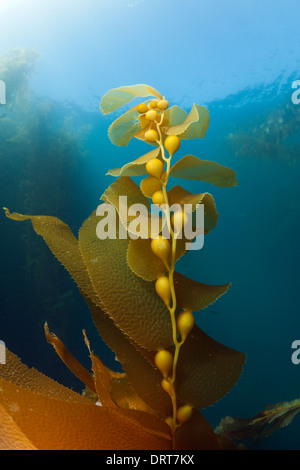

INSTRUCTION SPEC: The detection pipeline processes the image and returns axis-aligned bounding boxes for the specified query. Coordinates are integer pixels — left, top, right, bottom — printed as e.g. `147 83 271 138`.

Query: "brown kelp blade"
175 326 245 409
169 155 238 187
79 209 173 351
168 184 219 233
174 272 230 312
107 147 161 177
101 176 164 239
3 208 173 415
127 237 188 282
3 208 103 308
175 410 219 450
162 104 209 140
100 84 162 115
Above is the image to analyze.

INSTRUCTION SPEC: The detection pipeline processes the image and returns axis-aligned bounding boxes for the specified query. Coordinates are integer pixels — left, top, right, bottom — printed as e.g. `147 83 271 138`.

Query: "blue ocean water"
0 0 299 450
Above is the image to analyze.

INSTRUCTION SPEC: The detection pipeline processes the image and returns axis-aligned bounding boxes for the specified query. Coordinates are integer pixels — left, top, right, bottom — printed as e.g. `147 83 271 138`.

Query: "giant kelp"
1 84 247 450
0 48 94 353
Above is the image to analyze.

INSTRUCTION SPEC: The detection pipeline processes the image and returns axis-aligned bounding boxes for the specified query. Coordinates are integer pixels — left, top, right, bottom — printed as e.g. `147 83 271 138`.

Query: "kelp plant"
1 84 245 450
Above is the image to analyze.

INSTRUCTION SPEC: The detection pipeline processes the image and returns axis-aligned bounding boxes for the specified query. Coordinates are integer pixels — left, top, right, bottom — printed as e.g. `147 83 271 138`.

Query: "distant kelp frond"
225 98 300 164
215 397 300 444
0 48 39 112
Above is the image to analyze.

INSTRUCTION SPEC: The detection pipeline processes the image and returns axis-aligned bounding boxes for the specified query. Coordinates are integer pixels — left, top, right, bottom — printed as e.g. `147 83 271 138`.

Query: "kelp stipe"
1 84 245 450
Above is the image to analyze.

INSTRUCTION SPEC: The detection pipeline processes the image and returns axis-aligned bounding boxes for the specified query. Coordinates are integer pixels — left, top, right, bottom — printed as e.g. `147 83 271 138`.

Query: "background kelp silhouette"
1 84 298 450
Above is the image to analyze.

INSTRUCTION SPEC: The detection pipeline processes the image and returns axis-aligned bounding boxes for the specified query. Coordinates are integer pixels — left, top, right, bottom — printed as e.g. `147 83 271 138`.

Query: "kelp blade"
100 84 162 115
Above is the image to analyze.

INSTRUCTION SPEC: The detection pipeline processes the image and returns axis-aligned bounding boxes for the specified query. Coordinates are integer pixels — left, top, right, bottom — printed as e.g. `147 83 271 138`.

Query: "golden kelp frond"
127 237 188 282
44 323 96 394
173 272 231 311
175 327 245 409
79 210 173 351
83 294 173 416
101 176 164 239
215 397 300 443
108 106 143 146
162 104 209 139
100 84 162 115
161 105 188 127
169 155 238 187
107 147 161 177
168 185 219 233
0 375 171 450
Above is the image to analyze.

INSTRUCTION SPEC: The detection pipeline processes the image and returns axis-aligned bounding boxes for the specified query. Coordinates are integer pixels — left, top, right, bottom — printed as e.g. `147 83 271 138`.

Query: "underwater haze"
0 0 300 450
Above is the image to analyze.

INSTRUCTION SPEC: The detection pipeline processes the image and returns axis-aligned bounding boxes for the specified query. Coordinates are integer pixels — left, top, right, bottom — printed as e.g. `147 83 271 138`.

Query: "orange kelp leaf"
176 326 245 409
127 238 188 282
0 348 88 404
107 147 161 177
100 84 162 115
169 155 238 187
174 272 230 311
140 175 163 198
3 208 102 308
215 397 300 443
168 185 219 234
175 410 219 450
101 176 163 239
0 403 37 450
83 333 119 408
108 106 142 146
44 323 96 394
79 211 173 351
110 375 156 414
0 378 171 450
162 104 209 139
82 293 172 416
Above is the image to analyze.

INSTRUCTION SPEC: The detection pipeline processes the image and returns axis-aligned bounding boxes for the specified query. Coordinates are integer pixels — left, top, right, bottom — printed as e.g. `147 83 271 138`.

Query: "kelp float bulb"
177 310 195 342
164 135 180 156
157 99 169 110
155 276 171 307
152 190 165 206
161 378 172 396
136 103 149 114
151 236 170 265
145 129 159 143
176 405 193 424
155 350 173 378
146 158 164 179
145 109 158 121
171 211 188 235
149 100 158 108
